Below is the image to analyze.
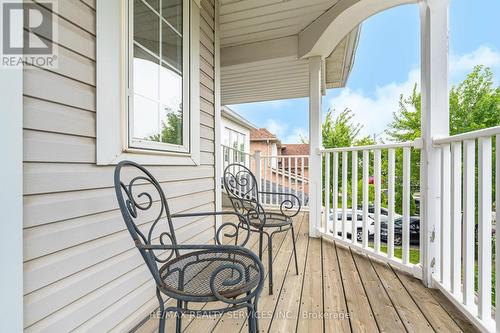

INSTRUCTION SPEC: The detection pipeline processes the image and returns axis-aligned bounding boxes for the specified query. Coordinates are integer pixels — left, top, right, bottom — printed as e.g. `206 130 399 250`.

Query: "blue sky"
228 0 500 143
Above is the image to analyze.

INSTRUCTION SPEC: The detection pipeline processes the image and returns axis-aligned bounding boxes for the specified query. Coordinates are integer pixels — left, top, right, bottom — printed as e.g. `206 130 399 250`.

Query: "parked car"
380 216 420 246
329 209 375 242
362 204 402 223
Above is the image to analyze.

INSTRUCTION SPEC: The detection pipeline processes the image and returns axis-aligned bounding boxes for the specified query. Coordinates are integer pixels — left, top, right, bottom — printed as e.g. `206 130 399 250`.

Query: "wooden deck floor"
136 212 478 333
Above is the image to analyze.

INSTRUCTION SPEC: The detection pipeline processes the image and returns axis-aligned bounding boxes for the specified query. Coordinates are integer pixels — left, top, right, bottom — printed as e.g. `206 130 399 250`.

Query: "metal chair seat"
160 249 260 300
248 212 291 228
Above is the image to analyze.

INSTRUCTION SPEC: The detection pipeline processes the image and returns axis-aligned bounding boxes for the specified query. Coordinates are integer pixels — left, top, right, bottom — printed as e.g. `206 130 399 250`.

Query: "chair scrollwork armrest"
139 243 265 305
171 211 251 246
258 191 302 217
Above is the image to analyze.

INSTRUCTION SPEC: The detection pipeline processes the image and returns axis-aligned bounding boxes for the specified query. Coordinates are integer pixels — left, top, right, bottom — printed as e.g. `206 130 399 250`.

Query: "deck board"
135 212 477 333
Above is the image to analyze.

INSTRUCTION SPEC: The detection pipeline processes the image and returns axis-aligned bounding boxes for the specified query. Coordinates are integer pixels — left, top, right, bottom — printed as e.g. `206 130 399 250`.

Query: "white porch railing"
432 125 500 332
221 145 309 208
315 126 500 332
318 140 422 276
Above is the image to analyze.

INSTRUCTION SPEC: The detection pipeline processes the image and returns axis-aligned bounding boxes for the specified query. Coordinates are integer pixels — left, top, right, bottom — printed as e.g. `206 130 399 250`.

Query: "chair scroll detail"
223 163 301 295
114 160 264 333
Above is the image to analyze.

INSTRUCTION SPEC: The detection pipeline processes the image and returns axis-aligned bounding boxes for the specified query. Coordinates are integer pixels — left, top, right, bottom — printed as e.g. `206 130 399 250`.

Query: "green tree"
386 65 500 214
150 107 183 145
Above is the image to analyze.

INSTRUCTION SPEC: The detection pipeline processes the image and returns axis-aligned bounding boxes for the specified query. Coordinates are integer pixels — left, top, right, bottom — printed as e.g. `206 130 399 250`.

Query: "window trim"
96 0 200 166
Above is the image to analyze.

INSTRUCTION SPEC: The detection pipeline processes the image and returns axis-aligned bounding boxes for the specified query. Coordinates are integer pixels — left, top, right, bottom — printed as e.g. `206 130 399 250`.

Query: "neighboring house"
250 129 309 198
221 106 256 165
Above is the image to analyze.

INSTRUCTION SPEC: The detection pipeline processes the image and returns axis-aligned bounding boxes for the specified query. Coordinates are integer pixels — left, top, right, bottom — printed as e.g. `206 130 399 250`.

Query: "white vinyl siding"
22 0 216 332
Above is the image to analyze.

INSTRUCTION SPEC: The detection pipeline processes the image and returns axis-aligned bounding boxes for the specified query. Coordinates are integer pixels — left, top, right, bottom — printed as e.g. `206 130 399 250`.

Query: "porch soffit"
219 0 360 105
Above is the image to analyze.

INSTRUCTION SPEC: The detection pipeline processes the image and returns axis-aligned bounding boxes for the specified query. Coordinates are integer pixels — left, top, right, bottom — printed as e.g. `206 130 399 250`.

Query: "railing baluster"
374 149 381 253
325 153 330 234
281 156 285 194
301 157 305 206
463 139 475 307
387 148 395 258
496 135 500 330
402 147 410 264
362 150 369 248
332 152 339 237
342 151 348 240
450 142 462 296
294 156 298 201
440 144 451 289
478 137 492 321
352 151 358 244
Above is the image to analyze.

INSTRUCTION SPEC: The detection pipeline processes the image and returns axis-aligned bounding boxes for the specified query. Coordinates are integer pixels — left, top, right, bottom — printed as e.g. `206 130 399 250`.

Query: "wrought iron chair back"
223 163 266 226
114 160 178 287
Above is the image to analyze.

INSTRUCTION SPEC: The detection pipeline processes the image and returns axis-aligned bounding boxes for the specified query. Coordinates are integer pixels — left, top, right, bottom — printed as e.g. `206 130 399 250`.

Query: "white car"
328 208 375 242
367 206 402 222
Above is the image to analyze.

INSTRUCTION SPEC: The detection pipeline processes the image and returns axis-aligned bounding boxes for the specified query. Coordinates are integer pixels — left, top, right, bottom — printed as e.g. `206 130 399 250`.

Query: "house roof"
250 128 280 141
221 106 257 130
281 144 309 156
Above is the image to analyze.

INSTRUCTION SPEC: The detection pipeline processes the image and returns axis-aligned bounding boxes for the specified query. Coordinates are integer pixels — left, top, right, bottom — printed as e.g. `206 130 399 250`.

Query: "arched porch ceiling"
219 0 416 105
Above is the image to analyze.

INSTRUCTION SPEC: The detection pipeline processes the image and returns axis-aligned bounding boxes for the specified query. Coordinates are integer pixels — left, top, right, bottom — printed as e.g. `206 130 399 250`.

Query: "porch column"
419 0 450 287
308 56 323 237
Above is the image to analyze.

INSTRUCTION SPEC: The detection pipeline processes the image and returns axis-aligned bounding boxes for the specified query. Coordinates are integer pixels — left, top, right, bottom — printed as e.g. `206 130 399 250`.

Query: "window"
129 0 189 152
96 0 200 165
223 127 246 163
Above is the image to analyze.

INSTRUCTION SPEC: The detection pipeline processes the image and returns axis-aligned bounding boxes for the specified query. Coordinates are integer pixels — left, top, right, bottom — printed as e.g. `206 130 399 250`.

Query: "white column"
0 10 24 332
309 56 323 237
419 0 450 287
214 1 222 230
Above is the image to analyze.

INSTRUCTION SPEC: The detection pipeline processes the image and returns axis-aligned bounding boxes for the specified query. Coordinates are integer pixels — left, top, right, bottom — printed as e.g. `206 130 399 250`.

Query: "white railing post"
419 0 450 286
308 56 323 238
254 150 262 203
324 153 330 234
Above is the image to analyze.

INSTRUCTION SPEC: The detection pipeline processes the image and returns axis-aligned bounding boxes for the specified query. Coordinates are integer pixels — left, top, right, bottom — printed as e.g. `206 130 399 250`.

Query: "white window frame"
96 0 200 165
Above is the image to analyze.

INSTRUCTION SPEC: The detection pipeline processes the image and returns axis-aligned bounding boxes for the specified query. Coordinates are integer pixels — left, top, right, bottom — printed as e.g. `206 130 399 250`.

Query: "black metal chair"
223 163 300 295
114 161 264 333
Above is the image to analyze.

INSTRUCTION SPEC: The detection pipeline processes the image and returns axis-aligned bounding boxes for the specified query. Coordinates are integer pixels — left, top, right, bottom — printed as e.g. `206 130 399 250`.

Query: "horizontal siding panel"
200 16 214 40
200 111 214 129
200 44 215 66
24 163 214 195
54 0 96 34
24 68 95 111
200 124 215 140
25 0 95 60
24 130 95 163
200 31 215 54
200 57 215 80
200 151 215 165
200 138 214 153
24 182 213 261
23 97 95 138
200 84 215 103
200 98 214 116
24 191 214 294
24 213 213 327
200 71 215 91
76 229 214 333
80 0 95 10
24 185 214 228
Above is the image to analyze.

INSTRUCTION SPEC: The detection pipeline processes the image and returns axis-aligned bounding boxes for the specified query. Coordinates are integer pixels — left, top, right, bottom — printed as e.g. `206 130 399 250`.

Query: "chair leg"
291 225 299 275
267 234 273 295
253 300 260 333
175 300 182 333
156 287 165 333
258 230 263 261
247 305 254 333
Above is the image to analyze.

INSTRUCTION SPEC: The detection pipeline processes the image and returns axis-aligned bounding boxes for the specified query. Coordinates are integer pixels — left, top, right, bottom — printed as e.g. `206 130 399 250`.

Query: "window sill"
98 149 200 166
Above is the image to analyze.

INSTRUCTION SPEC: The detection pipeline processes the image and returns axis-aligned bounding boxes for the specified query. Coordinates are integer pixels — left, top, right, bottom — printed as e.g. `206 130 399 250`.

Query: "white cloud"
327 68 420 139
326 46 500 139
284 128 308 144
450 46 500 79
265 119 288 138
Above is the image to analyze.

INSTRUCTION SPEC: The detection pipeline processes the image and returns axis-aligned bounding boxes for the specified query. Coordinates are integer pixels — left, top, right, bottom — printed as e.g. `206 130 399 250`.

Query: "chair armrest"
138 243 265 304
258 191 301 217
170 211 251 246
